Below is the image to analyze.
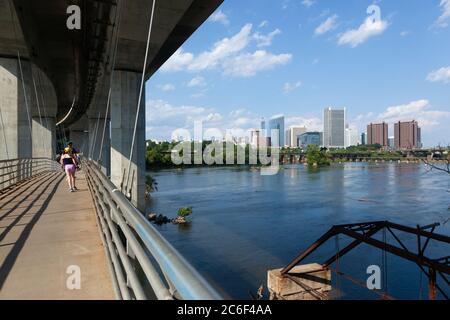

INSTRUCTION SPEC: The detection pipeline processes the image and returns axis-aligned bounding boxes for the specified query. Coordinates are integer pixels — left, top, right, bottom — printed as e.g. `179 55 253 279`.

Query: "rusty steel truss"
281 221 450 300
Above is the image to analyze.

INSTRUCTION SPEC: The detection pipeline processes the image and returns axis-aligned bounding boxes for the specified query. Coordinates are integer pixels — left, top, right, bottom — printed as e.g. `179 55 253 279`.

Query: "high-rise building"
323 108 346 148
264 115 285 147
345 127 360 147
298 132 322 148
261 118 266 135
388 136 395 149
367 122 388 147
361 132 367 145
394 120 421 149
286 126 307 147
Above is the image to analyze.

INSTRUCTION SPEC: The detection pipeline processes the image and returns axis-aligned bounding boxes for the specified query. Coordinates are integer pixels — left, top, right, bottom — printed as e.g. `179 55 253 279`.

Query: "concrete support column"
32 116 56 159
110 70 145 212
88 117 111 176
69 130 89 155
0 57 33 160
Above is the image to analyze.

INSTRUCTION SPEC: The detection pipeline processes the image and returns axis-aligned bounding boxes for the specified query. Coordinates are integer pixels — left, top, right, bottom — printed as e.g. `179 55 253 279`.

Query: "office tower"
345 127 360 147
394 120 421 149
250 129 267 148
417 127 422 148
388 136 395 149
367 122 388 147
323 108 346 148
267 115 285 147
286 126 307 147
285 130 290 147
361 133 367 145
298 132 322 148
261 118 266 137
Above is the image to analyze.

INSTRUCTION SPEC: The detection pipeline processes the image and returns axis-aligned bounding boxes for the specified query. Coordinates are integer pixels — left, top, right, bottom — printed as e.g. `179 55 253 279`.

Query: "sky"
145 0 450 147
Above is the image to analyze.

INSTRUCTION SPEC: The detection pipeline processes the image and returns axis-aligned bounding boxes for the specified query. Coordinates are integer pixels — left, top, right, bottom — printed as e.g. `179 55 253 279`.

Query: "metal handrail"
84 160 223 300
0 158 60 192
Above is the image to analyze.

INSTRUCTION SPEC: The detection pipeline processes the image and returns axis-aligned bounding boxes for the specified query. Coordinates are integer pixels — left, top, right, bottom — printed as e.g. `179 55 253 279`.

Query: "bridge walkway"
0 170 114 299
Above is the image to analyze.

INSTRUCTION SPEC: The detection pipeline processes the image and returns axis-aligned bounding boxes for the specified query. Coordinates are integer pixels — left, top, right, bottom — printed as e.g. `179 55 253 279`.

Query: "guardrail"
84 160 223 300
0 158 60 192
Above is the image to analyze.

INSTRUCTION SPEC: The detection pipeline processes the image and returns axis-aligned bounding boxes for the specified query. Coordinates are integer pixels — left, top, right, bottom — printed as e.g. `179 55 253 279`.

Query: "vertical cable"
124 0 156 195
98 0 123 163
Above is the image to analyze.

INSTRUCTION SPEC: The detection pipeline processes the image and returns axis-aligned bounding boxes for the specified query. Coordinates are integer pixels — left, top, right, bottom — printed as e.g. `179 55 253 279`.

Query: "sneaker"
73 186 78 190
70 188 75 192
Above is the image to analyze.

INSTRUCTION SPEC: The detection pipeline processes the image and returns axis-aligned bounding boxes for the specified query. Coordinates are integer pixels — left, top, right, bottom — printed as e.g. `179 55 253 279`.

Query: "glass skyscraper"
268 116 284 147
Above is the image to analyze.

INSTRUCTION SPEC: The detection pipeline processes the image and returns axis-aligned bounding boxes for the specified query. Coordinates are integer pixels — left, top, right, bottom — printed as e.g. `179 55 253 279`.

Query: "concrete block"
268 263 331 300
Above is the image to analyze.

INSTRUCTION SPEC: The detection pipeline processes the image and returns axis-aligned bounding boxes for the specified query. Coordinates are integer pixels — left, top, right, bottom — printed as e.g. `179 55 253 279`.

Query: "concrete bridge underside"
0 0 223 210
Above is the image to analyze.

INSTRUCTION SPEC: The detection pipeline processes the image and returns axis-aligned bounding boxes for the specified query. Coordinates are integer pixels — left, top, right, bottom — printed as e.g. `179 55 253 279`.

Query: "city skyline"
146 0 450 147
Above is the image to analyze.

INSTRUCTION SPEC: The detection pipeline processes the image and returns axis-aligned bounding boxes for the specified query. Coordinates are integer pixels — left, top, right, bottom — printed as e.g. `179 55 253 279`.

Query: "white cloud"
283 81 302 93
188 24 252 71
436 0 450 28
157 83 175 92
285 116 323 131
400 30 410 37
253 29 282 47
160 49 194 72
187 76 207 87
259 20 269 28
315 14 338 35
426 66 450 84
160 24 291 77
355 100 450 130
302 0 316 8
209 10 229 26
222 50 292 77
146 100 260 140
338 15 389 47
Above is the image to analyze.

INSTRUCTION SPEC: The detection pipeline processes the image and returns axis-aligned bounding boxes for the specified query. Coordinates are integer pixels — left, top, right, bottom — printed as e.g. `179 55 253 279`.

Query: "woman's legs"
70 171 76 189
65 169 73 189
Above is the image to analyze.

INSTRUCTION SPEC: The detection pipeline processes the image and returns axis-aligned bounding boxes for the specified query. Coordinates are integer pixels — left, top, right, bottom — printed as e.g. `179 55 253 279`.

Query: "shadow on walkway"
0 173 64 289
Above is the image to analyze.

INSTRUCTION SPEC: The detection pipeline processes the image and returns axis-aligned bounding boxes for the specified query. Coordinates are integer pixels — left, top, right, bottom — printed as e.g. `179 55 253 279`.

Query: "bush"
177 207 193 217
306 145 331 167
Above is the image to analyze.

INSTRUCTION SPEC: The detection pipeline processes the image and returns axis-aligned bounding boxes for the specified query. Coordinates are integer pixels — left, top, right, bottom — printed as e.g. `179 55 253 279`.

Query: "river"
147 163 450 299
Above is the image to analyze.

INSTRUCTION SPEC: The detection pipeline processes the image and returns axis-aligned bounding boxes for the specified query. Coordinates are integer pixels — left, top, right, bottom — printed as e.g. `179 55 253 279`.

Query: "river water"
147 163 450 299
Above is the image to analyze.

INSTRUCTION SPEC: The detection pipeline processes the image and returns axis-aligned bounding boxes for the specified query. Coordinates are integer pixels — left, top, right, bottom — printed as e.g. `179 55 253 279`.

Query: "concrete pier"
268 263 332 300
0 57 33 160
110 70 146 212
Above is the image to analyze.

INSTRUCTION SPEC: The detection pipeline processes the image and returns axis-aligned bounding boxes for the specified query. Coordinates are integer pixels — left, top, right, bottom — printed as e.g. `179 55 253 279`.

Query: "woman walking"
60 147 78 192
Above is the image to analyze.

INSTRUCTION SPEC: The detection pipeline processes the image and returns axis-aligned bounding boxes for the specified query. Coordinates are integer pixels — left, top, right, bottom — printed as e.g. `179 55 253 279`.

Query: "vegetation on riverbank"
146 140 274 169
306 145 330 167
146 140 447 168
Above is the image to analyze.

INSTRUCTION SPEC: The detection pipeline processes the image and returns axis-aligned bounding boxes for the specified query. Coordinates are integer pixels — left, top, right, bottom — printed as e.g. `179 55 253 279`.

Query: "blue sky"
145 0 450 147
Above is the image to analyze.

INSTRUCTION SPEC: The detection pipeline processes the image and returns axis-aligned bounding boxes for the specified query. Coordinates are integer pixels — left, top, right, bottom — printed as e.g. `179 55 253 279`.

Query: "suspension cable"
124 0 156 195
98 0 123 164
32 72 46 154
90 112 101 160
36 69 50 134
0 102 10 160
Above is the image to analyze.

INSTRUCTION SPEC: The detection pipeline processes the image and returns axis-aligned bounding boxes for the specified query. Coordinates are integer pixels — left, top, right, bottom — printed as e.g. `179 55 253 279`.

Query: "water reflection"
148 163 449 299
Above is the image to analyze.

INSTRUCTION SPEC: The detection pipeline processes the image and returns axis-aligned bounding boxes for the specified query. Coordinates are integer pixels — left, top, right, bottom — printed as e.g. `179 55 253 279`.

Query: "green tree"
306 145 330 167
